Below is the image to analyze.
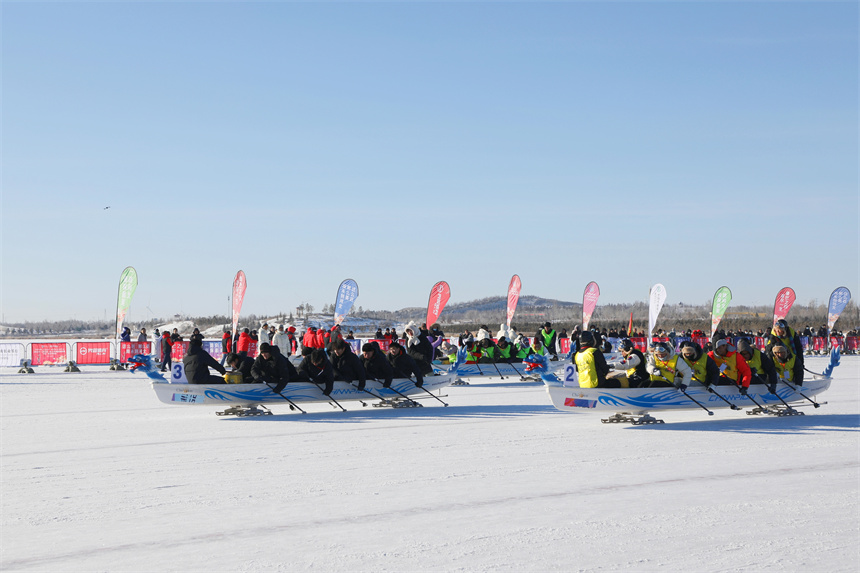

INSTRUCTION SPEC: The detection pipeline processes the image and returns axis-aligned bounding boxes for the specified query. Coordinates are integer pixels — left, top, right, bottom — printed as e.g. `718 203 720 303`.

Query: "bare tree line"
3 297 857 338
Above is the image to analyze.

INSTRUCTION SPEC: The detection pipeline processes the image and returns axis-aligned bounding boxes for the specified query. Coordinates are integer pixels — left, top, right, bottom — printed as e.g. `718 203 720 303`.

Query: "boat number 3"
171 364 183 381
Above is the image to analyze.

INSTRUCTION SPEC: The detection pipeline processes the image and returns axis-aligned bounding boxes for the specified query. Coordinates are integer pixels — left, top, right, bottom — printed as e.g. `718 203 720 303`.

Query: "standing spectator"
120 327 131 342
272 325 289 352
137 328 148 342
160 330 173 372
286 326 298 356
237 328 252 357
220 330 232 365
259 323 270 345
154 329 162 363
535 322 558 360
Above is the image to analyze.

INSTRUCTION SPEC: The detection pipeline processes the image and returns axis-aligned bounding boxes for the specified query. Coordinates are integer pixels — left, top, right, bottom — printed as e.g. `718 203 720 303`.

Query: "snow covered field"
2 356 858 572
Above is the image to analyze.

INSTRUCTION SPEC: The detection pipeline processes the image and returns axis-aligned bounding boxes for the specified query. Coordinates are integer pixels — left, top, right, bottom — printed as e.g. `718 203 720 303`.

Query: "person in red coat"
708 338 752 392
237 328 253 357
287 326 298 355
160 331 173 372
314 328 326 349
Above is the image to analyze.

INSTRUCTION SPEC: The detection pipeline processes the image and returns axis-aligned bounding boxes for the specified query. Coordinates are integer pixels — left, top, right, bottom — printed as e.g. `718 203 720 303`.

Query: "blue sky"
2 1 858 323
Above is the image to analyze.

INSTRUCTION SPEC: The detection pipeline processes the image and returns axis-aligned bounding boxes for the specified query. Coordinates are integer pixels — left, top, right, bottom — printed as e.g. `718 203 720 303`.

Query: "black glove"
738 386 748 395
767 384 777 395
357 382 366 391
272 382 286 394
675 383 688 392
705 385 714 393
382 381 392 389
415 380 424 388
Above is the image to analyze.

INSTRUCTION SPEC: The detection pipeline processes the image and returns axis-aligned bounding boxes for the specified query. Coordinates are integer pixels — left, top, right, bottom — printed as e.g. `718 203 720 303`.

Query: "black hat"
736 338 753 355
619 339 634 351
259 342 272 354
544 322 552 328
579 331 595 347
389 341 402 351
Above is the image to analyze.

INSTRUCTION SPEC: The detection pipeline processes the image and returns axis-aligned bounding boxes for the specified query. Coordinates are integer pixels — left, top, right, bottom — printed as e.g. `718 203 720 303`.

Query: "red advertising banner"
845 337 859 352
247 341 258 358
426 281 451 327
692 336 709 349
31 343 68 366
119 341 152 363
232 270 247 339
631 337 648 352
582 281 600 330
76 342 112 365
811 337 826 353
369 339 391 352
773 287 796 324
506 275 522 328
559 338 571 354
169 341 190 361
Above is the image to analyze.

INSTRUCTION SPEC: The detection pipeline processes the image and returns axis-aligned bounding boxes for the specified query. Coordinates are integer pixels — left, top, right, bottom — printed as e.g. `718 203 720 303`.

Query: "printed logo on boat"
564 397 597 408
172 393 204 403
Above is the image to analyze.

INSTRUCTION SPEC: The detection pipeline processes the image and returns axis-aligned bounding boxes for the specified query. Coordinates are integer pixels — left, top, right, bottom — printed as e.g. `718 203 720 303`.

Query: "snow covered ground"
1 356 858 572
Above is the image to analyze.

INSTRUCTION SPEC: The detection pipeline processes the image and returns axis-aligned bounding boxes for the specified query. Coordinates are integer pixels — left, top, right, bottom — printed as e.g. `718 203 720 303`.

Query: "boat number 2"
564 365 576 383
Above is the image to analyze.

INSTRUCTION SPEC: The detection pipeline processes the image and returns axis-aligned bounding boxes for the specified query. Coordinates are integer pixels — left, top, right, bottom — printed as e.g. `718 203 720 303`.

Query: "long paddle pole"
780 378 821 408
488 354 505 379
370 377 417 403
691 375 739 410
408 375 448 407
264 382 306 414
351 382 385 401
729 380 765 409
654 372 713 416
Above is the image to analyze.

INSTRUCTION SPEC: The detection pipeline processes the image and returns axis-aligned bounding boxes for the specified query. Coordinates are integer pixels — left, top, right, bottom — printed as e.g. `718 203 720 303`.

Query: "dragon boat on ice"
130 352 463 416
526 350 839 425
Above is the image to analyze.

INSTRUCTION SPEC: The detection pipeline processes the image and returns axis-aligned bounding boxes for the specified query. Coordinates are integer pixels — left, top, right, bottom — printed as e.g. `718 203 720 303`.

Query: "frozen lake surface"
2 356 858 572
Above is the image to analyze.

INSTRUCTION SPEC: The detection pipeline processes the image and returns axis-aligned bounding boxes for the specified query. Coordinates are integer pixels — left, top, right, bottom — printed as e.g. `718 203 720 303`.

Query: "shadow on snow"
624 412 859 434
220 402 560 423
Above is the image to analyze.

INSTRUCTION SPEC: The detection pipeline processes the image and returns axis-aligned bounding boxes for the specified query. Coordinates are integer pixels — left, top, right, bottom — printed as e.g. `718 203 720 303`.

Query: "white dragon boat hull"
544 376 831 415
152 372 457 407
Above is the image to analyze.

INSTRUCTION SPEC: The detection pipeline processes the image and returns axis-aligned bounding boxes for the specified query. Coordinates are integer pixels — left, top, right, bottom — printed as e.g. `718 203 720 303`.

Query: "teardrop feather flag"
231 270 247 337
648 283 666 337
827 287 851 333
582 281 600 330
115 266 138 343
710 286 732 338
426 281 451 327
772 287 796 325
506 275 522 328
334 279 359 326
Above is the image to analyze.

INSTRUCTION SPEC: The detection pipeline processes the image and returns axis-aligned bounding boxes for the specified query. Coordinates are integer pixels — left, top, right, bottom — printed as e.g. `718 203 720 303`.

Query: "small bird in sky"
103 206 111 210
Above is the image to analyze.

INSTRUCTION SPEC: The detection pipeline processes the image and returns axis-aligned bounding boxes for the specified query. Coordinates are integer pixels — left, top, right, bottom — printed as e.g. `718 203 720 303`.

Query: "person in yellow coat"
574 331 619 388
646 341 693 390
